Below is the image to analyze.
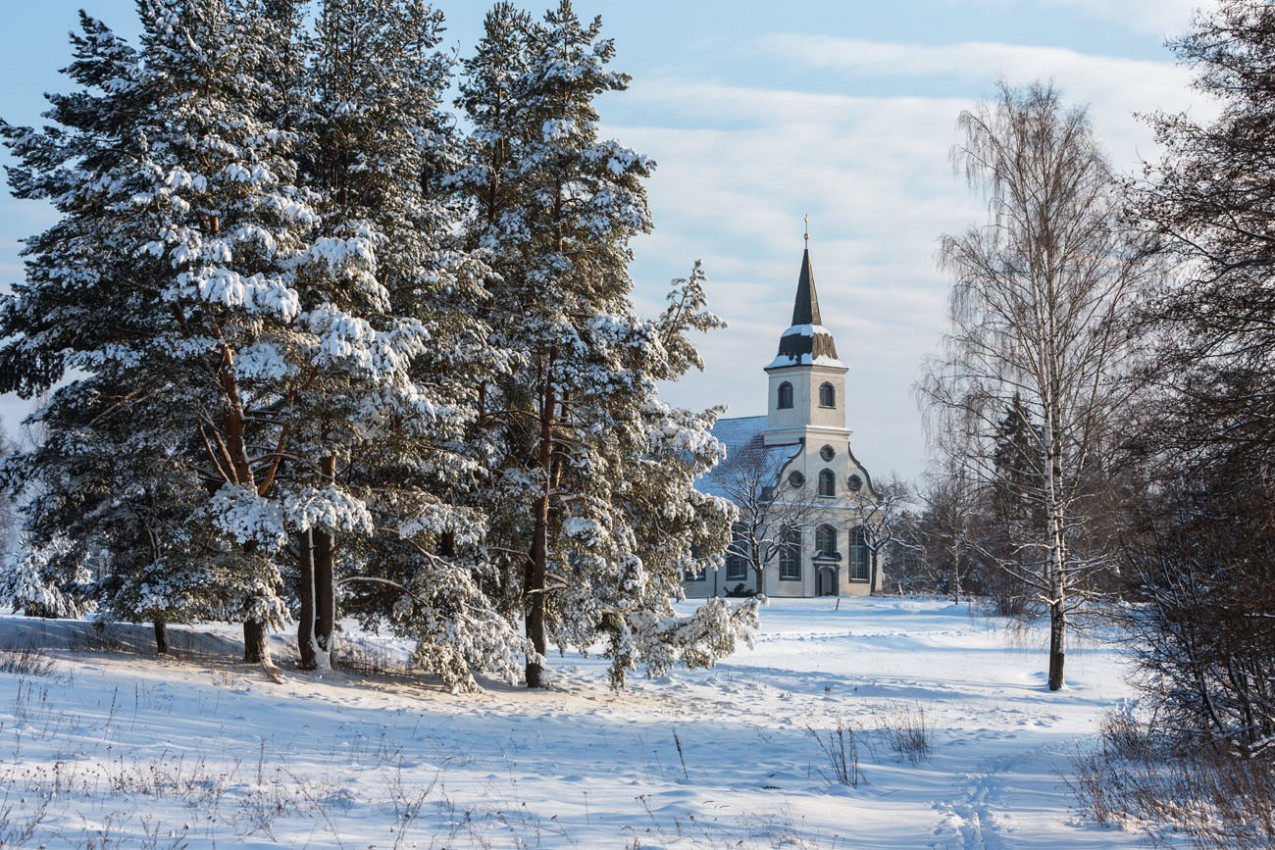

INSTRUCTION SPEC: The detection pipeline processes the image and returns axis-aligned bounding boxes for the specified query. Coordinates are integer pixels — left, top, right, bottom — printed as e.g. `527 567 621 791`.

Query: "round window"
819 444 835 462
847 474 863 492
788 471 806 488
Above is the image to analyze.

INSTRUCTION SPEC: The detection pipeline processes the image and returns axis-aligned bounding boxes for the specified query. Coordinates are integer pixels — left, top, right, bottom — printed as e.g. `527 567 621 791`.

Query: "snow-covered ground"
0 597 1151 848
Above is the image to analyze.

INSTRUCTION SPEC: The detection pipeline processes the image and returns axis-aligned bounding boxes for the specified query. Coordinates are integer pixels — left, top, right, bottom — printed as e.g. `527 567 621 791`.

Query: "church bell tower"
764 243 852 447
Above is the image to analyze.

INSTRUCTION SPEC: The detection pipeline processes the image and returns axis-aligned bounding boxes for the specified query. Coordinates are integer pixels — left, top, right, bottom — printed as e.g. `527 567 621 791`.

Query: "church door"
817 567 838 597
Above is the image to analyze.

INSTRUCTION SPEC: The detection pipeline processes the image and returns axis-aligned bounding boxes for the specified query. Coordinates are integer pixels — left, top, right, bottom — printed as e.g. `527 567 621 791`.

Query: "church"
685 244 883 598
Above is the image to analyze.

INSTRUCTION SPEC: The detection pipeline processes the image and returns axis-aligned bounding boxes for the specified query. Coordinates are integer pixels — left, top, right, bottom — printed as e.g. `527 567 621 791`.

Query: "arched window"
818 469 835 497
779 525 802 581
815 524 838 558
778 381 794 409
819 382 835 408
849 526 869 581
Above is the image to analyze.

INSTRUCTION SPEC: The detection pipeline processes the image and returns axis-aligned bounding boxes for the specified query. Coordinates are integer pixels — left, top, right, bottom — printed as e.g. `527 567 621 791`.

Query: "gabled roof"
696 415 800 502
767 247 844 370
710 414 769 457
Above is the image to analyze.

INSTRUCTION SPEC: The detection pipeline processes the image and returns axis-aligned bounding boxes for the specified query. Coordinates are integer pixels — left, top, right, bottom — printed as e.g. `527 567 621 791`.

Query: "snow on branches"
0 0 757 691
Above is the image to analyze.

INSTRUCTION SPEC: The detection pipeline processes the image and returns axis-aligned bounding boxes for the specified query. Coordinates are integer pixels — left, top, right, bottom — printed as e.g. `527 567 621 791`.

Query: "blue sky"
0 0 1207 480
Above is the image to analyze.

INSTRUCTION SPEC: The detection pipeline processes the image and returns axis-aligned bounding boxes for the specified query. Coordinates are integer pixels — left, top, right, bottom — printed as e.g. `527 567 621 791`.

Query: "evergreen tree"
1122 0 1275 762
0 0 317 664
1 0 757 692
1135 0 1275 473
985 394 1046 615
0 11 190 632
286 0 523 688
459 6 753 686
594 264 759 688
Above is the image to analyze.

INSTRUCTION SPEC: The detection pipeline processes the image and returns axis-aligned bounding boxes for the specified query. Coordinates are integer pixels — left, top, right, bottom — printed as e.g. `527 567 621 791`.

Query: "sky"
0 0 1211 481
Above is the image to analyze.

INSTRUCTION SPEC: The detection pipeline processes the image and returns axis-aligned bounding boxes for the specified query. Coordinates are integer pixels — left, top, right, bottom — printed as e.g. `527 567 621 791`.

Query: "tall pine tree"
286 0 523 688
0 0 318 665
459 2 754 688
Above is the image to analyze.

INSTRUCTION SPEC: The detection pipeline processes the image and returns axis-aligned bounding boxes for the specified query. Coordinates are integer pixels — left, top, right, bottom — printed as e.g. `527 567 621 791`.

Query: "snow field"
0 598 1157 848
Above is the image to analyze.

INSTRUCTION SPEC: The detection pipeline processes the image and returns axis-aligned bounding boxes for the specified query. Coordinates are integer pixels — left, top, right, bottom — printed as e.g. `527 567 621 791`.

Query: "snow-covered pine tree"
458 3 754 688
0 12 217 640
0 0 316 663
285 0 524 687
0 13 152 623
594 264 761 689
453 0 534 633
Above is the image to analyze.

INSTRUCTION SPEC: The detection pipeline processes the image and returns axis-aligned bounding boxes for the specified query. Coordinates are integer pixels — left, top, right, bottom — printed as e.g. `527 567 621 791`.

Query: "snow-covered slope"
0 598 1150 848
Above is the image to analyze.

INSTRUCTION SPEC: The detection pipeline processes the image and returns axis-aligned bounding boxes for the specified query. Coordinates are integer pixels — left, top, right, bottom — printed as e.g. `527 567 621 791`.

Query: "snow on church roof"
696 415 800 501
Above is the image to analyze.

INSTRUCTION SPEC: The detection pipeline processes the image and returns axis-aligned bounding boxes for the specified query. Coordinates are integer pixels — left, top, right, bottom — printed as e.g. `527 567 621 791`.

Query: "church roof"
696 415 800 501
766 247 844 370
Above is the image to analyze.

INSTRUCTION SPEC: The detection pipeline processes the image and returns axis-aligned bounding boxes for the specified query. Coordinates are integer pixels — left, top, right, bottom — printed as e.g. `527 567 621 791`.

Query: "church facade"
685 246 883 598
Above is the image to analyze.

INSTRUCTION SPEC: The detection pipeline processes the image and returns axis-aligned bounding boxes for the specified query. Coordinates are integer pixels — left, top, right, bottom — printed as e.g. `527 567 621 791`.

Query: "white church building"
685 245 883 598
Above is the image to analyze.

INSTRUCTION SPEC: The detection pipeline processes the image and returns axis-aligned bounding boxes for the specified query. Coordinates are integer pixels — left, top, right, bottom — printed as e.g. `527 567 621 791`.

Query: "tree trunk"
1048 598 1066 691
752 562 765 597
297 529 317 670
525 369 556 688
314 527 335 668
525 493 549 688
1043 383 1068 692
153 618 168 655
214 338 276 671
243 619 268 664
1046 452 1068 692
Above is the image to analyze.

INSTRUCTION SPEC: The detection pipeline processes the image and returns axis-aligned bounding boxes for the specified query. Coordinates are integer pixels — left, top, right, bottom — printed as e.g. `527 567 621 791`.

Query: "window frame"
778 381 794 409
815 524 838 558
849 526 869 581
778 526 802 581
726 524 749 581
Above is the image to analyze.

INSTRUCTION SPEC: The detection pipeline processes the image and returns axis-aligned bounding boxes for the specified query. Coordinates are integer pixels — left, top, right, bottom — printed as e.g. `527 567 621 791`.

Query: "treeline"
0 0 759 691
904 2 1275 844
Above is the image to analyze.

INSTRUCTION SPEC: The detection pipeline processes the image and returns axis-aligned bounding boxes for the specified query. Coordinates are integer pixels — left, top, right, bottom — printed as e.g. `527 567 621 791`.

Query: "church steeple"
764 238 850 444
792 248 821 325
770 246 841 368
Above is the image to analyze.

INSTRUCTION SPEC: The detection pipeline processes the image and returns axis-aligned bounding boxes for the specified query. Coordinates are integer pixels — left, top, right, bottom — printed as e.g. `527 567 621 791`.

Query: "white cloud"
1038 0 1199 37
748 35 1209 165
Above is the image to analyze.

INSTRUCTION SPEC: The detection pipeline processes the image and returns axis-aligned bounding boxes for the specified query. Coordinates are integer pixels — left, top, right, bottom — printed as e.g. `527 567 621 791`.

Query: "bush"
876 701 932 764
1070 709 1275 849
808 719 861 787
0 645 57 677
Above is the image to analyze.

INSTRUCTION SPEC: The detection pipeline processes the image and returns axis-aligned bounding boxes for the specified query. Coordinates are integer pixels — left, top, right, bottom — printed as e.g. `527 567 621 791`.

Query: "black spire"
773 247 838 365
791 247 822 326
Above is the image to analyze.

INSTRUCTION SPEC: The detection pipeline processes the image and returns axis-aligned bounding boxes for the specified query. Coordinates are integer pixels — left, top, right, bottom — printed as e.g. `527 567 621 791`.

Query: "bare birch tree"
919 82 1148 690
704 435 809 596
847 475 916 596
